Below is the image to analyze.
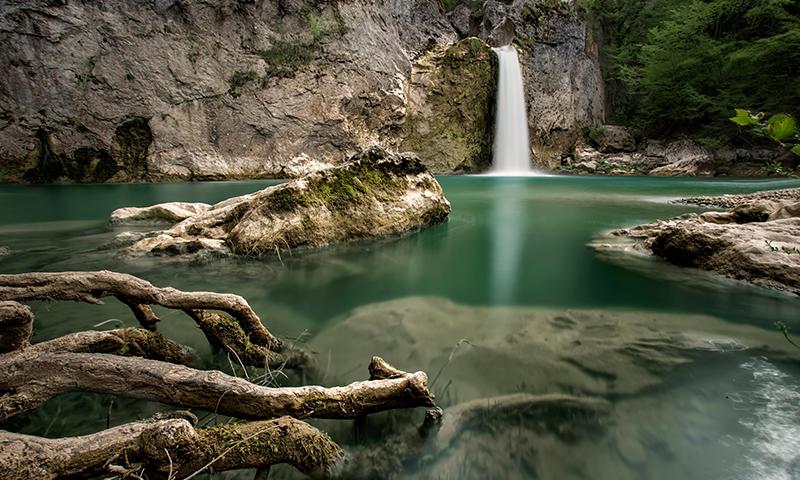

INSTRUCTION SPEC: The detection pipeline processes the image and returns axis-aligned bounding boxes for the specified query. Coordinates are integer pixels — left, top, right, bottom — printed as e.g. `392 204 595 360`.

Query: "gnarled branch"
0 413 343 479
0 271 315 370
0 270 279 349
0 353 434 422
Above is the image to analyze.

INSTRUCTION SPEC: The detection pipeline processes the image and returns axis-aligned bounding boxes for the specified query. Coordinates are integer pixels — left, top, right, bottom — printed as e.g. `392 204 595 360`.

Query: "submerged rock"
594 190 800 295
310 297 785 401
125 147 450 257
109 202 211 225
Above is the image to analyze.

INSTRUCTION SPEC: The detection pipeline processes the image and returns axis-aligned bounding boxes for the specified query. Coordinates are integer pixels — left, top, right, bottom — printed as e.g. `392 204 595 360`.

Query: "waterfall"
491 45 533 175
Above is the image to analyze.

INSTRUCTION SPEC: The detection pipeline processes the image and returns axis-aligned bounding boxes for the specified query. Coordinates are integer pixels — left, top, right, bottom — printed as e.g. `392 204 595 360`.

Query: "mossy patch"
229 69 259 97
307 160 408 211
401 38 497 173
266 186 312 213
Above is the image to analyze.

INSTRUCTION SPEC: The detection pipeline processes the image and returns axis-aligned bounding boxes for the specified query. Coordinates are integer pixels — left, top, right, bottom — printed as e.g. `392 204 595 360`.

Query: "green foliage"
730 109 800 156
228 69 259 97
581 123 607 148
581 0 800 144
259 40 318 78
440 0 465 12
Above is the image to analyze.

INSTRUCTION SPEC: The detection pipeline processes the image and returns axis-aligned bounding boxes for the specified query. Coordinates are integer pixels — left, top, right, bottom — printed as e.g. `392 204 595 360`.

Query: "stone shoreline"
592 188 800 296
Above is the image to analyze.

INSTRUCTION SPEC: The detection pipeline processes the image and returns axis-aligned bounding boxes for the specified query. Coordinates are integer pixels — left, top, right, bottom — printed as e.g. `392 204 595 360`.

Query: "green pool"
1 175 799 479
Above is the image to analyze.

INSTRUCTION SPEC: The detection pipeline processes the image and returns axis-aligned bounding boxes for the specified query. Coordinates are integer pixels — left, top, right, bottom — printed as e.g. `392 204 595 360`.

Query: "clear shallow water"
1 176 800 479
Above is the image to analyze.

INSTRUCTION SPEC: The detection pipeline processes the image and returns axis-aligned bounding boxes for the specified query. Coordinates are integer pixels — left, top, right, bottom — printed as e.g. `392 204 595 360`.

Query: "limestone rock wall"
0 0 604 182
401 38 497 173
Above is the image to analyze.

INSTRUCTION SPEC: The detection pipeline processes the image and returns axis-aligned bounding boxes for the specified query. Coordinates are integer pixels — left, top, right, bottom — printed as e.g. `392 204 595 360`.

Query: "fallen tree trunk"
0 352 435 422
0 412 343 479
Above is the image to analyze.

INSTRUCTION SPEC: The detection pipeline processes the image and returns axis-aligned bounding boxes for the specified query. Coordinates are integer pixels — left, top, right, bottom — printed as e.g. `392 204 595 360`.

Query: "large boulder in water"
126 147 451 257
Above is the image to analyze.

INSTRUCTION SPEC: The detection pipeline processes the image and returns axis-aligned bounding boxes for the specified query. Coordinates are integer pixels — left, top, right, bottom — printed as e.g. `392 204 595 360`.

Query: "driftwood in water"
0 413 343 479
0 270 310 369
0 271 436 479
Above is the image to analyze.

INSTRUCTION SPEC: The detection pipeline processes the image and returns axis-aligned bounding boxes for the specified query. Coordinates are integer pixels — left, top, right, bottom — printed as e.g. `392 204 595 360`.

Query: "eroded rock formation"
592 189 800 295
121 147 451 257
564 125 790 176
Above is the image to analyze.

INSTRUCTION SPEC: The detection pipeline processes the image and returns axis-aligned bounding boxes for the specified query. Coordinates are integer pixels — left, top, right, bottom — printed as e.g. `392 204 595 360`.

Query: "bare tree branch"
0 353 434 422
0 271 279 350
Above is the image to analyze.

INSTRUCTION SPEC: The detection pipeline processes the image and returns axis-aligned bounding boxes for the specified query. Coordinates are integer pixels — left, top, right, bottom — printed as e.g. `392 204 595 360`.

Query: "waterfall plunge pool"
1 175 799 480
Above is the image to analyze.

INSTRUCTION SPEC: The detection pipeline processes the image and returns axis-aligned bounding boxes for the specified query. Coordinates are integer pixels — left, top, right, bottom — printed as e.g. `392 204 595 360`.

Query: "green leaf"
791 145 800 156
765 114 797 142
730 109 759 126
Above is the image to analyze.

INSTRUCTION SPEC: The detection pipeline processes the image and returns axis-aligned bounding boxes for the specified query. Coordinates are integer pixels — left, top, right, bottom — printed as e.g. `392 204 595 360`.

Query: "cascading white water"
491 45 533 175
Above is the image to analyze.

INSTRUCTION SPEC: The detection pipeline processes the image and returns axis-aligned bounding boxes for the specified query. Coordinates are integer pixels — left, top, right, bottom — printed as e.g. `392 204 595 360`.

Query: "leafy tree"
581 0 800 145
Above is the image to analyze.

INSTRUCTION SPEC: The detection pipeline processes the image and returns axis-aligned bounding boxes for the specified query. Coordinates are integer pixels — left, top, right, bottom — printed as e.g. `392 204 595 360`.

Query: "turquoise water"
1 176 800 479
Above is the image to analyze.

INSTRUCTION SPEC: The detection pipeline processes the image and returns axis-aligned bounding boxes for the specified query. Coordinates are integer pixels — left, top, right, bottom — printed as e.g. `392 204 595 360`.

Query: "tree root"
0 301 33 353
0 412 343 479
0 271 438 478
0 270 310 369
0 352 434 422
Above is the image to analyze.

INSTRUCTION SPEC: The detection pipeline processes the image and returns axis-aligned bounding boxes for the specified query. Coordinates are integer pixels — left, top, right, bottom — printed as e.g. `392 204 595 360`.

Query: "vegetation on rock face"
229 69 259 97
401 38 497 173
581 123 607 148
228 5 348 95
582 0 800 146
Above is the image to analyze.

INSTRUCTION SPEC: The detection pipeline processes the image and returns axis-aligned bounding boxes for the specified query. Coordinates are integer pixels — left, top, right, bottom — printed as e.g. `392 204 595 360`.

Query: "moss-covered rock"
124 147 451 257
401 37 497 174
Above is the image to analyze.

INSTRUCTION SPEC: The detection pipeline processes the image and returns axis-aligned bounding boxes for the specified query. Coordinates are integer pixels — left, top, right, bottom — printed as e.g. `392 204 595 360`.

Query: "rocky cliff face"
0 0 603 182
452 0 605 168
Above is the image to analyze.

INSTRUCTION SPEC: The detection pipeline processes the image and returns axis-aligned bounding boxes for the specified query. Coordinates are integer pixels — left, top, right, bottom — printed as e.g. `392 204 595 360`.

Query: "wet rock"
109 202 211 226
677 187 800 209
125 147 451 257
596 191 800 295
597 125 635 153
401 38 497 173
